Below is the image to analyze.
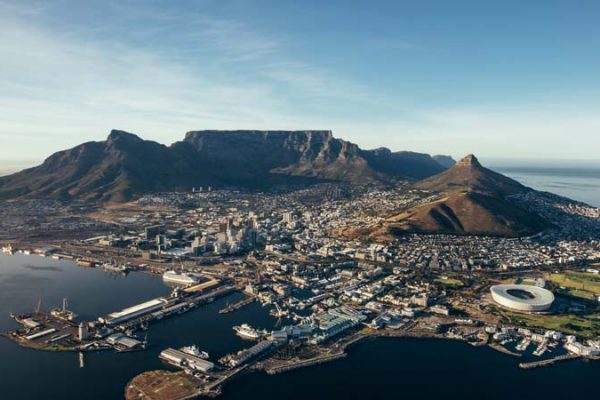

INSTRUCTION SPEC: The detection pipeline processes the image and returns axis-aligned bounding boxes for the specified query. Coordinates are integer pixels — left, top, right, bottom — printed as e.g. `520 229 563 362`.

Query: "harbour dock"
519 353 579 369
218 296 255 314
265 352 346 375
488 343 522 357
6 283 237 353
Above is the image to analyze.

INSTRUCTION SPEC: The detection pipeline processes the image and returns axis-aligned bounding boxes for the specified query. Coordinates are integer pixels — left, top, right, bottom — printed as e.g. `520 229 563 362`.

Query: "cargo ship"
162 270 201 286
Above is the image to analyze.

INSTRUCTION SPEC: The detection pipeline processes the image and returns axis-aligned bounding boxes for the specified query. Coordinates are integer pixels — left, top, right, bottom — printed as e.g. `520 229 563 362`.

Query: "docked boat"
101 262 129 273
162 270 201 286
51 298 78 321
233 324 264 340
180 345 210 360
1 245 14 255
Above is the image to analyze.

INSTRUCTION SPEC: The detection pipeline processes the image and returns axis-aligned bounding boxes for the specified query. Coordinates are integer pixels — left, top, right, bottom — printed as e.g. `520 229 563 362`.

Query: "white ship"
162 270 201 286
101 262 129 273
180 345 210 360
233 324 264 340
2 245 14 255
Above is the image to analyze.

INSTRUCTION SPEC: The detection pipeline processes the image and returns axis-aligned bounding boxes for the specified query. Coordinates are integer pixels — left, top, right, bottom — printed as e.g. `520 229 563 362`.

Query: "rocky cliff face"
0 129 453 202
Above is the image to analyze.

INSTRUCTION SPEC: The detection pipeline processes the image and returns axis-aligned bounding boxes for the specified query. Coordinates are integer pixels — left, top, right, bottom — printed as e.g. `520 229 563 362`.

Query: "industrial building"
159 348 215 372
490 284 554 312
99 298 169 325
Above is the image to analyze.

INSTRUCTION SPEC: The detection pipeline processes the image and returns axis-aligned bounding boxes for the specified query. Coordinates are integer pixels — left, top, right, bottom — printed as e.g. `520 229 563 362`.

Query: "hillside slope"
0 129 452 202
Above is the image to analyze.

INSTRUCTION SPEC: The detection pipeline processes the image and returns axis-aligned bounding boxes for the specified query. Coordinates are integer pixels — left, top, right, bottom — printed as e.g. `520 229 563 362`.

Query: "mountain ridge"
0 129 452 202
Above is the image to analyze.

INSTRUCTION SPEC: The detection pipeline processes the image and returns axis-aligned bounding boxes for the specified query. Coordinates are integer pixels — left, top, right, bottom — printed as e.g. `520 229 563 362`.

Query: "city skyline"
1 0 600 169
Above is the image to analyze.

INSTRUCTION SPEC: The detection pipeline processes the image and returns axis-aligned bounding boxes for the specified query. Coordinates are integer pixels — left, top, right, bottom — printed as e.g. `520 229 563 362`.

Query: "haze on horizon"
1 0 599 172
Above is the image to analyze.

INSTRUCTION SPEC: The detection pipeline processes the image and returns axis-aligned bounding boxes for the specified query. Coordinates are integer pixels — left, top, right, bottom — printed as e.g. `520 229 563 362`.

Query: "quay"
218 296 255 314
519 353 580 369
6 283 238 353
265 352 346 375
114 285 237 332
488 343 522 358
263 333 371 375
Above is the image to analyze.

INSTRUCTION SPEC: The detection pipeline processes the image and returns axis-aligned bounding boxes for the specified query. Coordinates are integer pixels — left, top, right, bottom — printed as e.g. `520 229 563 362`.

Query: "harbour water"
1 254 600 400
0 253 280 399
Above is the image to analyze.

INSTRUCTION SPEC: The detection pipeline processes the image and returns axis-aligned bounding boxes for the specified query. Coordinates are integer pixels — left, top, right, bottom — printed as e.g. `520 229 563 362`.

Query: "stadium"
490 284 555 313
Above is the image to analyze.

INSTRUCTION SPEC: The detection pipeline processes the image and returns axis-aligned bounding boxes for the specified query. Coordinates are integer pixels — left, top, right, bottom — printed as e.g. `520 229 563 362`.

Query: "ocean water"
222 338 600 400
489 162 600 208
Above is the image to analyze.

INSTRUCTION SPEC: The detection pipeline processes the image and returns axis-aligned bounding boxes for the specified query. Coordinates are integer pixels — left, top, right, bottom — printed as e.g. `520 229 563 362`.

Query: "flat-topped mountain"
432 154 456 169
362 154 549 238
0 129 452 202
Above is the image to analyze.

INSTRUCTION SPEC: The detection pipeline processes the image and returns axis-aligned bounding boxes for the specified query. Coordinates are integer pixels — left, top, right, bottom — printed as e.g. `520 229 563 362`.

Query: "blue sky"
1 0 599 171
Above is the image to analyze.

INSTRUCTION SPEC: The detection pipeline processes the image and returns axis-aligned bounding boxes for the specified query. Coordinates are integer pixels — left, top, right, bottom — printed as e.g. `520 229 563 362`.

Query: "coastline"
124 328 594 400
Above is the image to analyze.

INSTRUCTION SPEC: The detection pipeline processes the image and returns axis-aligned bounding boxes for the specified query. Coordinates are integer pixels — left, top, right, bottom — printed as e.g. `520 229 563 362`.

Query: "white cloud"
0 1 389 166
0 0 598 170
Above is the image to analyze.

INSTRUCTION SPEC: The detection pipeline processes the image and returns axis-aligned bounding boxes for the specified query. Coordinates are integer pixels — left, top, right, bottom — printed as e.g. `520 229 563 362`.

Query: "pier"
265 352 346 375
115 285 237 332
218 296 255 314
519 353 579 369
488 343 522 357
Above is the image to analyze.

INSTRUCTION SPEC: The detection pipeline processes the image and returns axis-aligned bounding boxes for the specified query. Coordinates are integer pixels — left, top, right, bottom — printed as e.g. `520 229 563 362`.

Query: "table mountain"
0 129 450 202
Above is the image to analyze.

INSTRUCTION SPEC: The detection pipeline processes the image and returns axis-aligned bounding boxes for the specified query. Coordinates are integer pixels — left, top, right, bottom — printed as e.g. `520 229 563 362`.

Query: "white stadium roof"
490 284 554 312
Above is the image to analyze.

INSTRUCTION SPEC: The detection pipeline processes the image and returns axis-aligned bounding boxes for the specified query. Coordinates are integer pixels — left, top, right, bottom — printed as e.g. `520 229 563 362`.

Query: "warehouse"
99 298 168 325
159 348 215 372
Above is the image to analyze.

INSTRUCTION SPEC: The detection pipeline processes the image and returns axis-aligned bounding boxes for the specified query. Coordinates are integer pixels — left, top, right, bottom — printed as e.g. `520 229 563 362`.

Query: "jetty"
218 296 255 314
519 353 579 369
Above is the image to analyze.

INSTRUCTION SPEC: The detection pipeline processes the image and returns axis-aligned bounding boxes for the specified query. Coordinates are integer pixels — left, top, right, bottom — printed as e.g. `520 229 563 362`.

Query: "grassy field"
502 310 600 338
549 271 600 300
435 277 464 287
